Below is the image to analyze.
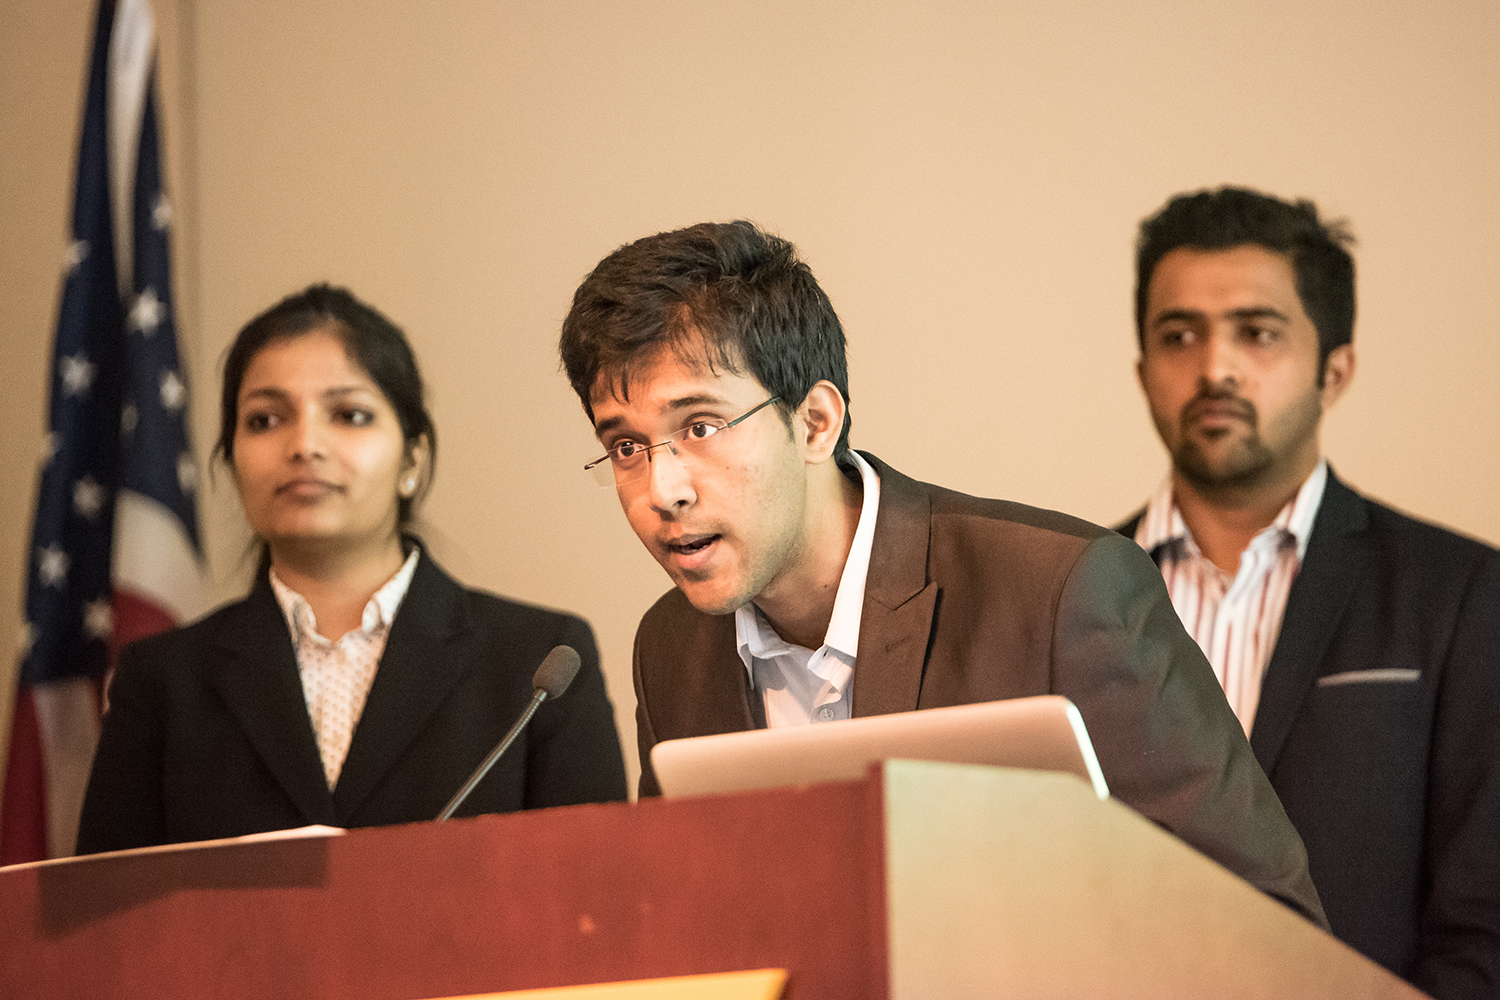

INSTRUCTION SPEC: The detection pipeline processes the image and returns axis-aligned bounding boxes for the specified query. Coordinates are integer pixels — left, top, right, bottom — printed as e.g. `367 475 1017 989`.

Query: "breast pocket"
1316 668 1421 688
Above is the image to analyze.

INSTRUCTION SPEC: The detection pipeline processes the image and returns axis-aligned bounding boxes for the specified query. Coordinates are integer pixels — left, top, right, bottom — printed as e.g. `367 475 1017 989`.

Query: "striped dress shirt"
1133 461 1328 734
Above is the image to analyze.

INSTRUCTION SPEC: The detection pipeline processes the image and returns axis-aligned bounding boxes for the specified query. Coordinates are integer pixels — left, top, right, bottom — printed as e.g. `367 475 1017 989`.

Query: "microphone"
435 645 582 822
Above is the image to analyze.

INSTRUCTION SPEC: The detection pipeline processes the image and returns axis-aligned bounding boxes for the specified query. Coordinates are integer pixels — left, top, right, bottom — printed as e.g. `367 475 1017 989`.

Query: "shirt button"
817 706 835 722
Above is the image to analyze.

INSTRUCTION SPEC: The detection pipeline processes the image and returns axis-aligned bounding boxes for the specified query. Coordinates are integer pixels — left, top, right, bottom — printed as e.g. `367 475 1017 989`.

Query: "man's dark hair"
1135 187 1356 370
217 283 436 526
560 220 852 458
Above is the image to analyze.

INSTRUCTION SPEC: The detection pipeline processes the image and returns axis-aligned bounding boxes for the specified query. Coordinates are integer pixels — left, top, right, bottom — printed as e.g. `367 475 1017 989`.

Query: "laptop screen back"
651 695 1109 800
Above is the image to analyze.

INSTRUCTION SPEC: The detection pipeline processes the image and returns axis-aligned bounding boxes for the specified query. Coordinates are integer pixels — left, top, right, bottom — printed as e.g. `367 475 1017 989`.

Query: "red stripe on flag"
111 587 178 661
1 688 49 865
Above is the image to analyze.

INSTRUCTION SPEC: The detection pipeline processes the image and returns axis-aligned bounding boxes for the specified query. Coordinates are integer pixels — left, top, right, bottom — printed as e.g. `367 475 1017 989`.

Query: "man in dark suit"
559 219 1325 925
1121 186 1500 998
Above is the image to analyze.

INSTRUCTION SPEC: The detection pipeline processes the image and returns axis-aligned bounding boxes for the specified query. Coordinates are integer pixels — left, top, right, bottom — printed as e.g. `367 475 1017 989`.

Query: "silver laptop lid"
651 695 1109 800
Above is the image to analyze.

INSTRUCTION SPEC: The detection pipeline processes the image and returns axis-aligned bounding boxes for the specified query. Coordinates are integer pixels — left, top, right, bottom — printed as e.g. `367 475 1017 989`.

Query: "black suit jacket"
77 550 627 853
1120 470 1500 998
633 453 1326 926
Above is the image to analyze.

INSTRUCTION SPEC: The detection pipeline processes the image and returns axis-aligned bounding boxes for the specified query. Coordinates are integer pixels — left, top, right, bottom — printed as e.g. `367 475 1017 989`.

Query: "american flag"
1 0 207 863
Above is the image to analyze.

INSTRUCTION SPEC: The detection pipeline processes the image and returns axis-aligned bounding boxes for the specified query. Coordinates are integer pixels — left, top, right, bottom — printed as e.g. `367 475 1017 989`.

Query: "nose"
644 442 696 514
288 412 327 461
1200 329 1241 391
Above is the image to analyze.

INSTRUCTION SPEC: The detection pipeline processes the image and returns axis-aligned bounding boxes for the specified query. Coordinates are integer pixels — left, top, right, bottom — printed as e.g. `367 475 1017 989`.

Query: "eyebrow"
1151 306 1290 327
240 384 375 404
593 392 735 437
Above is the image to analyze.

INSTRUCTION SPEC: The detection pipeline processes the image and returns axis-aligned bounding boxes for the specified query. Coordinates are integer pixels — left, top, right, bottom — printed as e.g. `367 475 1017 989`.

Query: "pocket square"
1317 668 1421 687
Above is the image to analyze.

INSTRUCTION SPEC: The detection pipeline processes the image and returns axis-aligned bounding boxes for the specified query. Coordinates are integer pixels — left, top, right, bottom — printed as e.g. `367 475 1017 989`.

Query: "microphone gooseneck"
435 645 581 822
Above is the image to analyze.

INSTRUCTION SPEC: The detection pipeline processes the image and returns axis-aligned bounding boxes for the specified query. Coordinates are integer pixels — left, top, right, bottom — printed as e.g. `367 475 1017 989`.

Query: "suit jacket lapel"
333 553 471 819
210 574 336 825
1250 469 1369 774
851 454 938 717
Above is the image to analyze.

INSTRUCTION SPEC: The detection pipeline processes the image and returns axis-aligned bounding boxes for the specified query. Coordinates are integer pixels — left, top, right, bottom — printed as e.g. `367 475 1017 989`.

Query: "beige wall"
4 0 1498 797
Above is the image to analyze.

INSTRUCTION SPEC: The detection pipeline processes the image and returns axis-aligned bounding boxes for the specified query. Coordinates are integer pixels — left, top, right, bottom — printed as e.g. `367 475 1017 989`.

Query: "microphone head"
533 645 581 700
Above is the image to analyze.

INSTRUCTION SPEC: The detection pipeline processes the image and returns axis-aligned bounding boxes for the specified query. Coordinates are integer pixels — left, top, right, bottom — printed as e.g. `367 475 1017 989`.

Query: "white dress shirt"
735 451 881 727
270 548 420 788
1134 461 1327 734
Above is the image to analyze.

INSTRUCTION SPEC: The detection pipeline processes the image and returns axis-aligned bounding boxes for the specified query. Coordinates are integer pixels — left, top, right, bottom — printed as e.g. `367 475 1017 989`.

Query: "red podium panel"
1 781 885 1000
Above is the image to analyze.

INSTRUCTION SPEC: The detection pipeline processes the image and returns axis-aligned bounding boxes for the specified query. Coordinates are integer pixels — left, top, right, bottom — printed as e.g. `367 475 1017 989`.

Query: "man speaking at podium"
559 220 1325 925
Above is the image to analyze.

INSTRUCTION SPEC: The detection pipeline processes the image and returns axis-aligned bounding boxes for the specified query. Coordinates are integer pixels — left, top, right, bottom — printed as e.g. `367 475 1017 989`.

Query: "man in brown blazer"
559 219 1325 926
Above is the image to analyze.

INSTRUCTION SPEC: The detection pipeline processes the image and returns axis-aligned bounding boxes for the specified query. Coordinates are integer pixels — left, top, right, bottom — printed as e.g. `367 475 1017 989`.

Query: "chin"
1175 441 1273 488
673 578 749 617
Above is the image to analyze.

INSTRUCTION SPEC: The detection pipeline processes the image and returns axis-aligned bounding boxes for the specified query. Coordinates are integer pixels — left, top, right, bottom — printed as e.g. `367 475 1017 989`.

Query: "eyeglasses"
585 396 781 488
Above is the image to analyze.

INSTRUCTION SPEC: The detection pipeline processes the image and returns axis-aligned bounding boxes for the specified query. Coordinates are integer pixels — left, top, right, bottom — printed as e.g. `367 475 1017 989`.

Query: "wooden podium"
0 760 1425 999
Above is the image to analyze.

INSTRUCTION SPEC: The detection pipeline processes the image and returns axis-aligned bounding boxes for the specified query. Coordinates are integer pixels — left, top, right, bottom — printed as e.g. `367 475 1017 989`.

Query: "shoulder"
460 584 597 641
416 551 597 643
909 474 1122 580
926 483 1110 543
867 453 1156 608
868 451 1110 550
117 592 254 663
1325 476 1500 581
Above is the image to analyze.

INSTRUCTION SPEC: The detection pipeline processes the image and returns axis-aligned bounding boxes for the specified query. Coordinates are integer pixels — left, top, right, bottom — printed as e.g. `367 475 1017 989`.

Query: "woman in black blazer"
77 285 626 853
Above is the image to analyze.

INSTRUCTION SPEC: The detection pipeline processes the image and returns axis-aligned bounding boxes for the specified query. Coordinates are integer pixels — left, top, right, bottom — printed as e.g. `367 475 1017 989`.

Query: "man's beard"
1172 392 1275 490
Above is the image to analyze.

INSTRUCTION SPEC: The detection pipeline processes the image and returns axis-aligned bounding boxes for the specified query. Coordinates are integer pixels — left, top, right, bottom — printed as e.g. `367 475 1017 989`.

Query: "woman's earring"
402 476 417 497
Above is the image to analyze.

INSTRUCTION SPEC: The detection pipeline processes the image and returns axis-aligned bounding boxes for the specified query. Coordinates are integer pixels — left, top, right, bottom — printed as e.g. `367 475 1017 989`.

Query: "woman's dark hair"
217 283 436 525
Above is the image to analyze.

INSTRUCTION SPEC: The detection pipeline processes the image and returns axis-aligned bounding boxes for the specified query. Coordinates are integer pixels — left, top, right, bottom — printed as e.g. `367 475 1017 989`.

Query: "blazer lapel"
851 454 939 717
333 553 472 820
210 575 337 825
1249 470 1369 774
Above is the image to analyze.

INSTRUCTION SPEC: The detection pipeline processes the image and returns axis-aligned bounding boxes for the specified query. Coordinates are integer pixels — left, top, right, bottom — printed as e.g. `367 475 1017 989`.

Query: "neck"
755 460 864 650
1171 451 1318 575
269 534 407 641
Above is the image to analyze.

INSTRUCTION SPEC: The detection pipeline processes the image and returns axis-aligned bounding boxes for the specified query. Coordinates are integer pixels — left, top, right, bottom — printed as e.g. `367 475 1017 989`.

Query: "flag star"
121 403 139 438
73 475 106 520
37 544 70 588
159 369 186 411
177 452 199 495
129 287 165 336
84 597 114 641
64 239 90 272
152 194 173 231
60 353 96 397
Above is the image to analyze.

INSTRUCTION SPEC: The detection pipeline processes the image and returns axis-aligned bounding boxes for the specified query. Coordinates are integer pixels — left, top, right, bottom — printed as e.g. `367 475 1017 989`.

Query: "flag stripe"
2 0 205 863
0 691 47 865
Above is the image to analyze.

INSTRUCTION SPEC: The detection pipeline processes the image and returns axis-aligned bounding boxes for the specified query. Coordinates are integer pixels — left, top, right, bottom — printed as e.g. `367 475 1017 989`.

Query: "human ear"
400 433 431 497
1321 344 1355 408
797 381 847 464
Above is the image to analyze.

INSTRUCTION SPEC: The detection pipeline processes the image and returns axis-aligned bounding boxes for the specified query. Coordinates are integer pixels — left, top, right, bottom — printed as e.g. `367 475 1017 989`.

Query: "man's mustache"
1180 386 1257 427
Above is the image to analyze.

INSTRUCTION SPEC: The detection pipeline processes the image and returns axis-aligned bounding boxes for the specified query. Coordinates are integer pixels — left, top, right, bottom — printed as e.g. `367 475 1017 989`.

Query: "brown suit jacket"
633 453 1325 925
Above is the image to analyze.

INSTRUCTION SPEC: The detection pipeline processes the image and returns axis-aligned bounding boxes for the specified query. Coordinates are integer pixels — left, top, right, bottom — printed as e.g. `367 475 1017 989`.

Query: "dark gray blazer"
632 453 1326 927
77 550 627 853
1120 469 1500 998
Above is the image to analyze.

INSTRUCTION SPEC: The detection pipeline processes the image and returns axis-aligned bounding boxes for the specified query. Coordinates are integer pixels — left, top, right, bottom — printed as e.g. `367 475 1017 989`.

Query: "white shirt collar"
735 450 882 674
270 547 421 645
1136 459 1328 564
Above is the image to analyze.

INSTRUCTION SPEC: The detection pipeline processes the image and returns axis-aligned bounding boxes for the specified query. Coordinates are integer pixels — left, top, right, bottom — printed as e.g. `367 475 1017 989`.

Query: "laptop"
651 694 1109 800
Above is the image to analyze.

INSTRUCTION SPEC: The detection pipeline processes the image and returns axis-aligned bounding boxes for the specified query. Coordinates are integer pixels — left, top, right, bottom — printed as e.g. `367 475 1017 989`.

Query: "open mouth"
668 534 719 556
